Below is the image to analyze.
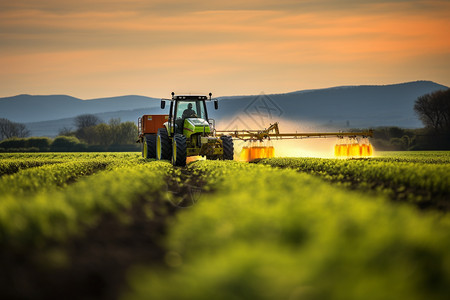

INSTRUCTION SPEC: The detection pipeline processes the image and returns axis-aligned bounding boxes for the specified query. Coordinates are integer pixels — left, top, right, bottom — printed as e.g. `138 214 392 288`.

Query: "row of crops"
1 152 449 299
0 153 174 249
125 159 450 300
256 154 450 209
0 153 178 299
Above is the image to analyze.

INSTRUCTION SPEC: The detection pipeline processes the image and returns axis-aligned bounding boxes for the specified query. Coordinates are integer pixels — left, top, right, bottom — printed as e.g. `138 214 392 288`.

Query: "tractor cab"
173 97 209 136
161 93 218 138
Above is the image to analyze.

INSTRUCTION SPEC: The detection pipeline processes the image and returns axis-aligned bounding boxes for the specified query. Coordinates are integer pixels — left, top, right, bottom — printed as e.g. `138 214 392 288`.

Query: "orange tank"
140 115 169 134
349 143 360 157
266 146 275 158
240 146 250 161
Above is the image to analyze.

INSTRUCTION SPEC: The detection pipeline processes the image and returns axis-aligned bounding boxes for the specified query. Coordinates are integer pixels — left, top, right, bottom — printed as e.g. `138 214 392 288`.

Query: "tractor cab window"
176 101 206 120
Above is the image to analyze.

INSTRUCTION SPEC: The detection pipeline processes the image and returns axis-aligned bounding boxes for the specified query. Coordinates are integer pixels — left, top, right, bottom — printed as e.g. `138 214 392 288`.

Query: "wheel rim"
172 138 177 164
143 141 147 158
157 135 161 159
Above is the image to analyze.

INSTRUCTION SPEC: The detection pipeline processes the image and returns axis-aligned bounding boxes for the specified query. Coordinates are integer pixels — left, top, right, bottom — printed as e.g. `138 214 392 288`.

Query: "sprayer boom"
216 122 374 160
216 122 373 141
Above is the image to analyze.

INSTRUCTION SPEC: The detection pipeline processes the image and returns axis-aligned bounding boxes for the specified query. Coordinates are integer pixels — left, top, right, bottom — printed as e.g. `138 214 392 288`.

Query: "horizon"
2 80 448 100
1 1 449 99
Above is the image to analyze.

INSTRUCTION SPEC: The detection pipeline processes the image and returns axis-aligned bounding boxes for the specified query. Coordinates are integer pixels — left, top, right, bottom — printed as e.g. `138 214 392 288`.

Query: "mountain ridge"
0 94 160 123
1 81 448 137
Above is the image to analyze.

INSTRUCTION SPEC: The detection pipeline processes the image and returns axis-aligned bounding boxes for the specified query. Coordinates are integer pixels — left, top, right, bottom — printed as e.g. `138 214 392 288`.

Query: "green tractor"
138 92 233 166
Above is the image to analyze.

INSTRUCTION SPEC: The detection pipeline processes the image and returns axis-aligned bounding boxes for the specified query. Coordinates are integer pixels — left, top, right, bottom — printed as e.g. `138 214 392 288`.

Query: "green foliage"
1 152 449 299
0 159 63 177
0 133 139 152
26 137 51 150
258 155 450 205
0 137 51 152
0 160 109 196
375 151 450 164
0 152 141 160
0 154 171 249
372 125 450 150
74 117 138 146
372 127 417 150
50 136 87 151
0 137 28 149
125 160 450 300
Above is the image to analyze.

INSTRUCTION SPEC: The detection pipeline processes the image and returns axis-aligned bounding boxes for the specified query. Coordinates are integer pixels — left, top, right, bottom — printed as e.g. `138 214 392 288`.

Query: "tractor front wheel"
221 135 234 160
157 128 172 160
172 134 187 167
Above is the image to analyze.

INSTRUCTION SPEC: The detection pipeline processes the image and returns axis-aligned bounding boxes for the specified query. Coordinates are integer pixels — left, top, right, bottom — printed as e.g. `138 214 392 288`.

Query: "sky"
1 0 449 99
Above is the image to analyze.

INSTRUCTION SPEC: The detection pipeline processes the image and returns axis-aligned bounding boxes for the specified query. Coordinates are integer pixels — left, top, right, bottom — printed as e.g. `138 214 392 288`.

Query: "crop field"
1 152 449 299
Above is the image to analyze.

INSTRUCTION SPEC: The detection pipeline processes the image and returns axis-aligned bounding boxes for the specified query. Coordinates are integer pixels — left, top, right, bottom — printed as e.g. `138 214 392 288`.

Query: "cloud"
0 0 449 97
2 0 449 14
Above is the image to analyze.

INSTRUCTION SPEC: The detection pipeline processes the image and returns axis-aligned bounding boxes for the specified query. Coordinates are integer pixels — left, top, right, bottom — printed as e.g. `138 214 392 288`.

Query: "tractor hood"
183 118 210 137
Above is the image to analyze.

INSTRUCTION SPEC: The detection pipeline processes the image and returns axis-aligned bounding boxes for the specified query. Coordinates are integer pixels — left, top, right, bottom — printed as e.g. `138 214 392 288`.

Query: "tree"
118 121 138 144
95 123 112 146
74 114 102 130
0 118 30 140
414 89 450 133
108 118 137 145
58 127 75 136
74 114 103 143
108 118 122 145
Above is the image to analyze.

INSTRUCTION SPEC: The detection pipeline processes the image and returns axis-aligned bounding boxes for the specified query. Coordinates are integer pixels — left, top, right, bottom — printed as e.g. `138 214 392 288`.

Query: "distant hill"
0 94 160 123
207 81 449 130
1 81 448 137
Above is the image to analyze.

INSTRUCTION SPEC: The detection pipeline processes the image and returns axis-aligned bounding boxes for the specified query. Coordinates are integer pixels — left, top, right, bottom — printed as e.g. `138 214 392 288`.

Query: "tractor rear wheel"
157 128 172 160
143 134 156 158
172 134 187 167
221 135 234 160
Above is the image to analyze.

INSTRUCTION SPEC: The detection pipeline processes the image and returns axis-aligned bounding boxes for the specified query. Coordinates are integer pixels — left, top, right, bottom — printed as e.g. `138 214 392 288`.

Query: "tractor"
137 92 234 166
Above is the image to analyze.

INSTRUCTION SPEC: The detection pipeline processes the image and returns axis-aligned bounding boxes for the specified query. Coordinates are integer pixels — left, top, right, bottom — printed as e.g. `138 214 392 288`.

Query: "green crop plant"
0 160 172 249
0 160 111 196
1 152 449 299
0 159 64 176
374 151 450 164
125 160 450 300
258 156 450 206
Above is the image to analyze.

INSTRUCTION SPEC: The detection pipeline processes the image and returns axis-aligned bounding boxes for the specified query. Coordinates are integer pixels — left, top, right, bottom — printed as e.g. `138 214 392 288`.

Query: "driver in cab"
182 103 197 118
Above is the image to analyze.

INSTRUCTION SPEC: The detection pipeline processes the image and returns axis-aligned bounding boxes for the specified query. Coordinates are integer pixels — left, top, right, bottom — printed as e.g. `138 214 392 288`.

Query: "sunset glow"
1 0 449 98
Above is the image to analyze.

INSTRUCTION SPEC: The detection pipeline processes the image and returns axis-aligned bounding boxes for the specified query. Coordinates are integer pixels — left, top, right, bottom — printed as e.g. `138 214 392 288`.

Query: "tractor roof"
173 95 208 100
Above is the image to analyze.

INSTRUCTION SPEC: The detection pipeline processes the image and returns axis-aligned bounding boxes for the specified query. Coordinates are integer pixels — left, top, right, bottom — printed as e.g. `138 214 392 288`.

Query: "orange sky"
1 0 449 98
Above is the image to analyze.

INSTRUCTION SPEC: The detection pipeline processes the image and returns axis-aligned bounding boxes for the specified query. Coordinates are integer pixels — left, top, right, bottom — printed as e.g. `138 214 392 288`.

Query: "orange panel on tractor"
141 115 169 134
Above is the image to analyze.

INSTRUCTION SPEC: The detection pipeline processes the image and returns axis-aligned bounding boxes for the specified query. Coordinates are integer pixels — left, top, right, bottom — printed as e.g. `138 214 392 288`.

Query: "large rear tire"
157 128 172 160
221 135 234 160
172 134 187 167
142 134 156 159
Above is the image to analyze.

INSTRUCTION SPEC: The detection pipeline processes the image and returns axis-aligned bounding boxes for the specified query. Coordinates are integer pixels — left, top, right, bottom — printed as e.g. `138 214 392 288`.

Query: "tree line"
0 114 139 152
59 114 138 146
